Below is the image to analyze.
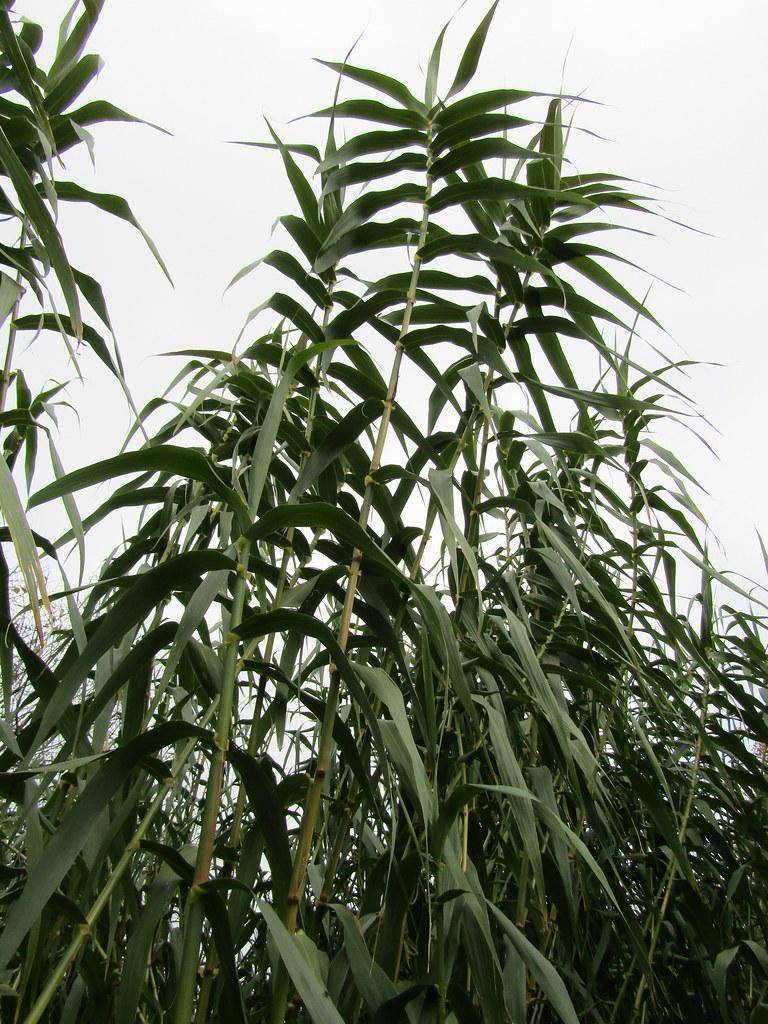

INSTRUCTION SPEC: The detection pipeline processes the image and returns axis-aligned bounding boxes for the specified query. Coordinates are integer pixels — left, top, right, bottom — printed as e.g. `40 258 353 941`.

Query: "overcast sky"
22 0 768 590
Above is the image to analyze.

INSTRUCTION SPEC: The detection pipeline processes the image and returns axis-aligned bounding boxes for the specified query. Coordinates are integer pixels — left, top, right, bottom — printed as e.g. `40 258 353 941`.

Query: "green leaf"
30 551 234 753
429 466 481 604
429 177 592 215
116 876 179 1024
425 18 449 108
13 312 119 377
314 217 420 274
418 232 549 277
288 399 382 500
199 887 248 1023
0 272 23 328
324 182 425 249
82 622 177 732
228 249 329 308
435 88 545 128
317 128 426 171
0 13 51 139
0 722 208 972
229 747 292 914
447 2 499 99
316 61 426 114
308 99 424 130
432 112 532 155
58 99 168 137
430 137 544 179
265 121 322 240
488 902 579 1024
562 253 660 326
245 339 353 517
234 609 386 762
245 501 403 582
258 900 345 1024
0 124 82 338
44 181 171 283
29 445 246 519
44 52 102 114
48 0 104 86
624 765 696 887
355 662 433 824
321 152 427 195
330 904 397 1011
0 455 48 642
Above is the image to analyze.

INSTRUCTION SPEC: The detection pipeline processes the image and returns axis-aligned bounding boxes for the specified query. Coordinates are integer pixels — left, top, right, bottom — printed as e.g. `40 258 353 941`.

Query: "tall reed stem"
22 704 217 1024
268 127 434 1024
173 570 250 1021
229 291 335 850
192 298 337 1020
175 332 312 1020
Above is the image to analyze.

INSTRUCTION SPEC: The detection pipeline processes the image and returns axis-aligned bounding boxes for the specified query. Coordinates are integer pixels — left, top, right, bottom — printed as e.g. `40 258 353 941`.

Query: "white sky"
20 0 768 591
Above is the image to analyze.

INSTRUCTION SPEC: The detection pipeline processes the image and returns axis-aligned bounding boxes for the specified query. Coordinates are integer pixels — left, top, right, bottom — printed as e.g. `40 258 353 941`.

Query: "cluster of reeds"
0 3 766 1022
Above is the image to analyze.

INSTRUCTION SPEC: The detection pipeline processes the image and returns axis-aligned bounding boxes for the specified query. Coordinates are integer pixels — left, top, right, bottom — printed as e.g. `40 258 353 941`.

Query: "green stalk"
21 705 217 1024
315 357 500 910
455 280 526 625
229 291 335 851
455 407 491 621
628 680 709 1022
436 859 447 1024
173 571 249 1021
607 679 709 1024
193 307 336 1019
175 329 313 1019
269 127 435 1024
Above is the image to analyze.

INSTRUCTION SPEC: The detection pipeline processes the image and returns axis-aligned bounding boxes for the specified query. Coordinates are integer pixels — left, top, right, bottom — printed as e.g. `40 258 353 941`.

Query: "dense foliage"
1 3 767 1022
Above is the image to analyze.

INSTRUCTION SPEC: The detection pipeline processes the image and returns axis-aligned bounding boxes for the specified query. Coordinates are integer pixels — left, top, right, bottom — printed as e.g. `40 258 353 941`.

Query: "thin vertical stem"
628 680 709 1022
229 291 335 850
315 341 506 910
269 126 435 1024
175 329 313 1019
21 705 217 1024
174 571 249 1021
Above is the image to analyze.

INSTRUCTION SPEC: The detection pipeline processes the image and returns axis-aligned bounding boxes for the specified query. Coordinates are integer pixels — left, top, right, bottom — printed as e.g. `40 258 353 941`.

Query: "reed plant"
1 3 767 1022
